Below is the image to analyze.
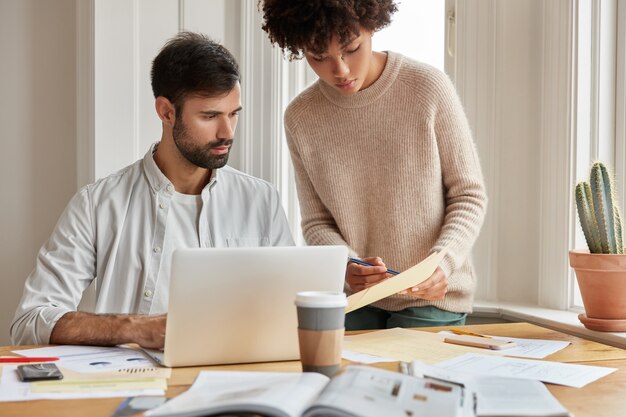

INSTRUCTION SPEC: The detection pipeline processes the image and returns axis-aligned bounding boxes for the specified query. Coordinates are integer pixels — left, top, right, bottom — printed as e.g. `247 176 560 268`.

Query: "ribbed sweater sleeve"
421 68 487 280
284 52 487 313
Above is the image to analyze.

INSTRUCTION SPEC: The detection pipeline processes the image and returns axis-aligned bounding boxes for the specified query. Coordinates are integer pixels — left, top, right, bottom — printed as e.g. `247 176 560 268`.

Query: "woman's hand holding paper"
399 267 448 300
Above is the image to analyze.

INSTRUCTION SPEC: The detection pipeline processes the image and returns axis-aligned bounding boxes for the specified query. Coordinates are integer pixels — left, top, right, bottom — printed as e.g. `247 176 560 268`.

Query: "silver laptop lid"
163 245 348 367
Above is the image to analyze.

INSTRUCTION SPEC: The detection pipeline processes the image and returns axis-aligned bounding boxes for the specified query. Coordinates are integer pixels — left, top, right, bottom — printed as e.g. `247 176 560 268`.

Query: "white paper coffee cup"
295 291 346 377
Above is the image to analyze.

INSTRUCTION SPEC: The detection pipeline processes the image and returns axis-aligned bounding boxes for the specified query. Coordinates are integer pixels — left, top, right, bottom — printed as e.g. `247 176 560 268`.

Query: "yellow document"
60 366 171 380
30 377 167 393
343 327 495 364
346 248 448 313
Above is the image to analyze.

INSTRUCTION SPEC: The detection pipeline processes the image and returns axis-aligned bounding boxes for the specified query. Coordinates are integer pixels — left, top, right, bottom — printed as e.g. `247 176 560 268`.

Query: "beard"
172 117 233 170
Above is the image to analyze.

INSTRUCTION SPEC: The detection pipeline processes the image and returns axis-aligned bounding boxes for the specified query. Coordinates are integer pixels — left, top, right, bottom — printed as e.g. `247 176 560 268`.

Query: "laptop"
143 245 348 367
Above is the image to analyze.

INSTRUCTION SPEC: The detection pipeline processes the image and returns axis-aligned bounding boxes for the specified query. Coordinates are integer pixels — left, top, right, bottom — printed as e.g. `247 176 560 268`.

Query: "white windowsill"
472 300 626 351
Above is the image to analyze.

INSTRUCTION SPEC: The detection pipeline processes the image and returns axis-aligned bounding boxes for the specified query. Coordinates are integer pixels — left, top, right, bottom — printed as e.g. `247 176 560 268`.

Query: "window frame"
568 0 622 309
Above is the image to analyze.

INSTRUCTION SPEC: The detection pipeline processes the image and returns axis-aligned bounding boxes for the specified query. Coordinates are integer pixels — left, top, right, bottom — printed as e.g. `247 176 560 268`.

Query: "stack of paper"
0 345 169 402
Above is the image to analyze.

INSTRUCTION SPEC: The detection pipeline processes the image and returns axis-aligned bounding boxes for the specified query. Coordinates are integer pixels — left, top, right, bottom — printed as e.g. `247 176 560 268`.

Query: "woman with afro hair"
260 0 487 330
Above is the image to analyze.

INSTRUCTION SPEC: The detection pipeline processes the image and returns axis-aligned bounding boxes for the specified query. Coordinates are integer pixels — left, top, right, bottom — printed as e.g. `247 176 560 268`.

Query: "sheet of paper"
30 377 167 393
471 377 570 416
409 361 570 417
61 366 171 381
439 331 571 359
346 249 447 313
0 364 164 402
341 350 398 364
435 352 616 388
14 345 155 373
343 327 496 364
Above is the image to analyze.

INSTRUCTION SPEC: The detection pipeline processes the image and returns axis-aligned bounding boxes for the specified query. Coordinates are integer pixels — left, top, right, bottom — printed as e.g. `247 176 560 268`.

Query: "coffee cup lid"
295 291 347 308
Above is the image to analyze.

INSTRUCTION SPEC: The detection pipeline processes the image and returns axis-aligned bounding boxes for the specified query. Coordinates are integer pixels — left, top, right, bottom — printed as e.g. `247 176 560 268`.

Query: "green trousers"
345 305 467 331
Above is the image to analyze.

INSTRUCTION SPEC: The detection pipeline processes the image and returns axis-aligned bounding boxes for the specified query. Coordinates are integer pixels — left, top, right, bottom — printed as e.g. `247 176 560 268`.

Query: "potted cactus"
570 161 626 331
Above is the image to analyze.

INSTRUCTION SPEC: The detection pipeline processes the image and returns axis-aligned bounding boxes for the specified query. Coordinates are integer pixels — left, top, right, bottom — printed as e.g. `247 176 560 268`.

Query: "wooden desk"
1 323 624 417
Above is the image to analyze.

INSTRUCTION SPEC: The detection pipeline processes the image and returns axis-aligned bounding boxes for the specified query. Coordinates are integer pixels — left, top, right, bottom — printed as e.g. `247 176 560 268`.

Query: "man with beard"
11 32 294 348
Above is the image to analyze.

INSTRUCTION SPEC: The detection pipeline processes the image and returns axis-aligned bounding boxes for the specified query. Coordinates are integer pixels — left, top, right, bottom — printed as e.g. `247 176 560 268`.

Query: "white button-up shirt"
11 144 295 345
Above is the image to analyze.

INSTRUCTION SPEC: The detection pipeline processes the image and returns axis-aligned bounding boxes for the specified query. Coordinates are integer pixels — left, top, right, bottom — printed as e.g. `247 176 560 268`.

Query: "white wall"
0 0 77 345
80 0 237 185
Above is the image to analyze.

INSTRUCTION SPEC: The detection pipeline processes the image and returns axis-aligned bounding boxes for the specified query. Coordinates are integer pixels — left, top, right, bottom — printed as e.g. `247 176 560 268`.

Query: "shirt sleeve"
284 122 359 258
431 71 488 278
269 186 296 246
10 186 97 345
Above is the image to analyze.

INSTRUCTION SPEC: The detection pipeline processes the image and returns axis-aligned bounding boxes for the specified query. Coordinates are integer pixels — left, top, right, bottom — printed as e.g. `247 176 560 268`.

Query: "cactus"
575 162 624 254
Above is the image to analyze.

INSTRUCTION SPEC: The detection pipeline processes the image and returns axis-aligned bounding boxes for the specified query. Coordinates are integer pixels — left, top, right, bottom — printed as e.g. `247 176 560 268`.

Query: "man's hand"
346 257 391 292
50 312 167 349
398 266 448 300
127 314 167 349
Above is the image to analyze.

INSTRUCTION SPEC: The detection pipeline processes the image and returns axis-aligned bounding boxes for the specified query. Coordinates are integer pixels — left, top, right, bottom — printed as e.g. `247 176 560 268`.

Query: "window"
373 0 446 71
570 0 624 309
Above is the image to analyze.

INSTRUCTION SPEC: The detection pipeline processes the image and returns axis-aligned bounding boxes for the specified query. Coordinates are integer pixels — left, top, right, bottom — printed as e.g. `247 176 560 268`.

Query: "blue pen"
348 258 400 275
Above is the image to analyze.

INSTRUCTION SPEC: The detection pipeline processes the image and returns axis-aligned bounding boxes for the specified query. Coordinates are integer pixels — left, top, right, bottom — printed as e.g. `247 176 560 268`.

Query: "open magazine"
146 365 474 417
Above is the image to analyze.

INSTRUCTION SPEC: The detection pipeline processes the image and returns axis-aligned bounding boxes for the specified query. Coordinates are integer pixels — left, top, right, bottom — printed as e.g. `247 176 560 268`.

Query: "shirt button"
144 289 153 298
159 203 167 209
153 246 162 253
166 185 173 192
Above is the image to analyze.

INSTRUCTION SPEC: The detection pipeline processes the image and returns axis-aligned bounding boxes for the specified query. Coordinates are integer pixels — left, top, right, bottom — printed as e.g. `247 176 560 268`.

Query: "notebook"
143 245 348 367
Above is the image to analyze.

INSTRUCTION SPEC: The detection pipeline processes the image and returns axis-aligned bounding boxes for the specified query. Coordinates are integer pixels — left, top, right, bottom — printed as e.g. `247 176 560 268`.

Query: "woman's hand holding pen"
399 266 448 300
346 257 391 292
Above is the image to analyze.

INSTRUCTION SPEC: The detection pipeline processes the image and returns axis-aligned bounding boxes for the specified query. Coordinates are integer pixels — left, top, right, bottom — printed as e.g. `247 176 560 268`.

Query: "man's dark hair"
259 0 398 60
151 32 240 112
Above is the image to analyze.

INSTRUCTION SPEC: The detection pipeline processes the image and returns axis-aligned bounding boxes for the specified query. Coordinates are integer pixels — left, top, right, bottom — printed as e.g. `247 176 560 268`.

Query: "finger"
349 263 388 276
347 264 385 276
362 279 389 289
415 281 437 291
410 282 448 298
361 257 385 266
398 284 417 295
350 284 367 292
398 282 419 294
411 280 444 294
415 272 445 290
348 272 389 285
363 273 389 283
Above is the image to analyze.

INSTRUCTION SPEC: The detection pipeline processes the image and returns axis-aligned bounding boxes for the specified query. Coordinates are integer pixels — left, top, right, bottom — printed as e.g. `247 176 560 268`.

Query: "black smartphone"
16 363 64 382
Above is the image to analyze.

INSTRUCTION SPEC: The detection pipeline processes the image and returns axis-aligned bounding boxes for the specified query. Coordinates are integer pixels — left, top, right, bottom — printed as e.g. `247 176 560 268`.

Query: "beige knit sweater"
284 52 487 313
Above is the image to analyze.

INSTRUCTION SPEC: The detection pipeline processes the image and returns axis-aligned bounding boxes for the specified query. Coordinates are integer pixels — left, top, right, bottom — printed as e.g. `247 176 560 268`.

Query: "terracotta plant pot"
569 249 626 331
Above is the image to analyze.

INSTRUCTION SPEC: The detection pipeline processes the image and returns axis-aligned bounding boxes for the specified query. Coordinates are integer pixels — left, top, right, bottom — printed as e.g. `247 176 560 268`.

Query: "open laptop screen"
160 245 348 367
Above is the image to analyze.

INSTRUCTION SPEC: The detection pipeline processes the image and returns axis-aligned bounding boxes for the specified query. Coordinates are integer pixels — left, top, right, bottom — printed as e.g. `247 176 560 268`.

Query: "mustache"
208 139 234 149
